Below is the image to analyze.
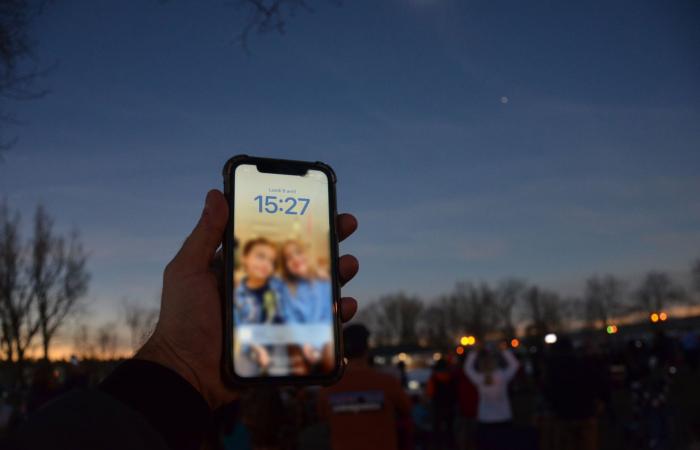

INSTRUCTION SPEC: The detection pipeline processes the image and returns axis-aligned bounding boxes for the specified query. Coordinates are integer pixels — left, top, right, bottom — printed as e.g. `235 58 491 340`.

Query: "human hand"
136 190 359 409
302 343 321 365
250 344 271 370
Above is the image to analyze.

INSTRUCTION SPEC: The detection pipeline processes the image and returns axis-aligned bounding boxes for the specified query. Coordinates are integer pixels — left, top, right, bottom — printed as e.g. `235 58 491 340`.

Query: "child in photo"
234 237 286 325
278 239 332 324
278 239 333 370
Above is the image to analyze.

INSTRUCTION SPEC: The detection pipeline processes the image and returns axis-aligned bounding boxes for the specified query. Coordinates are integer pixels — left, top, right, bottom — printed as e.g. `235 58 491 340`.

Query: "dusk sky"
1 0 699 344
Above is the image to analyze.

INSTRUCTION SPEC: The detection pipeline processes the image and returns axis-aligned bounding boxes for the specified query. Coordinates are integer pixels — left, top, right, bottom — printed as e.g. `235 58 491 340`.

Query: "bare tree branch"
691 259 700 300
31 205 90 359
0 200 89 384
584 274 625 328
122 298 159 352
634 271 685 315
522 286 562 337
357 293 423 346
72 323 95 360
0 0 51 151
495 278 526 338
234 0 310 52
0 200 39 376
96 321 119 360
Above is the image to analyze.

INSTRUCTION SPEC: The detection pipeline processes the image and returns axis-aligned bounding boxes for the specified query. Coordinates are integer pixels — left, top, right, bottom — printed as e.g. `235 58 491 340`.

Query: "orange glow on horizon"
16 343 133 362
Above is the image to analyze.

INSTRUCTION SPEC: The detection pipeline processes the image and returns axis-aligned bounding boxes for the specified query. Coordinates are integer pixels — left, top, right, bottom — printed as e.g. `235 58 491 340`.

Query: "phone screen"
232 164 336 378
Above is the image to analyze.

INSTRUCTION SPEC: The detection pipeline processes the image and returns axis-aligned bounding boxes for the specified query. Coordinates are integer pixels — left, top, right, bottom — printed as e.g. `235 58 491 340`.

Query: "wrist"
99 359 212 450
135 334 214 409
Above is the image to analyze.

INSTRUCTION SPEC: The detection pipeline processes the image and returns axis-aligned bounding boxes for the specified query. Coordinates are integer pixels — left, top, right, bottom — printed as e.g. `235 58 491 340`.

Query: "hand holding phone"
223 156 350 384
136 171 358 407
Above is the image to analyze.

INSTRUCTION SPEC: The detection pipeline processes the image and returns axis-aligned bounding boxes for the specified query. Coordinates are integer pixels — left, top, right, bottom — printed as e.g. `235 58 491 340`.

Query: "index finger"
337 213 358 242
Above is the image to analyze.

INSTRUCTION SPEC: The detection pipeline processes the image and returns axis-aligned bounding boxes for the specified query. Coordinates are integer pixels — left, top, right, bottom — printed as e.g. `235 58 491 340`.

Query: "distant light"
373 356 387 365
510 338 520 348
398 352 408 362
432 352 442 361
460 336 469 346
456 346 464 355
650 313 659 323
606 325 619 335
500 96 509 104
669 366 677 375
634 340 643 349
466 336 476 346
408 380 420 391
544 333 557 344
659 312 668 321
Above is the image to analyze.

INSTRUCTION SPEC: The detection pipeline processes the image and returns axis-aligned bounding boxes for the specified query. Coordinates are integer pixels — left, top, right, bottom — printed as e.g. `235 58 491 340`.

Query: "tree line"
0 202 89 375
358 262 700 348
0 202 163 380
3 198 700 362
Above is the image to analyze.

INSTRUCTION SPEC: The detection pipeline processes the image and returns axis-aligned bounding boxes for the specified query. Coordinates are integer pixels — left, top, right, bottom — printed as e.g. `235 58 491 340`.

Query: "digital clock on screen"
254 195 310 215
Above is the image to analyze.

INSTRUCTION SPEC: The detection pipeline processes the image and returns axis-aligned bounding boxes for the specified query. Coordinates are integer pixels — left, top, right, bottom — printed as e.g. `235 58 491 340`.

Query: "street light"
544 333 557 344
659 312 668 321
606 325 618 335
650 313 659 323
460 336 469 346
510 338 520 348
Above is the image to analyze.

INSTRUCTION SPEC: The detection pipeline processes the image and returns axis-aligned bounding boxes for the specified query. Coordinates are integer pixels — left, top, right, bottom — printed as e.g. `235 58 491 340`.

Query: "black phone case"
221 155 346 386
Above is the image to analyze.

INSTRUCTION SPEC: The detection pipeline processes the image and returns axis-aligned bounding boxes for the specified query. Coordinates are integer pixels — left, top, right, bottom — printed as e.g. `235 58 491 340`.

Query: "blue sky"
1 0 699 332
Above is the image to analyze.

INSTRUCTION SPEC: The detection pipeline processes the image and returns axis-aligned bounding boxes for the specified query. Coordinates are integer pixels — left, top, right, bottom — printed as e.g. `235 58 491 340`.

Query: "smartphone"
222 155 343 384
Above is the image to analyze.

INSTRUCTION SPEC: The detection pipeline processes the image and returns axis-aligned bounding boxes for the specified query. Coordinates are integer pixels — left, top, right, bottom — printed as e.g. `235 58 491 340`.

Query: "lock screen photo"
232 164 335 378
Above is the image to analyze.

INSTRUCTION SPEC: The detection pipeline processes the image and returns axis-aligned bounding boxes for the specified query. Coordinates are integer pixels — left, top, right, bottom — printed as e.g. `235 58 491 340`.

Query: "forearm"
99 359 212 450
464 351 478 381
12 359 213 450
501 349 520 377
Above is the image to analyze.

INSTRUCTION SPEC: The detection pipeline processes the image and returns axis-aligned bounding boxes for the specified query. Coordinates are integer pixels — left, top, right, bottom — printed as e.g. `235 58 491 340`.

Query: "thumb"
170 190 228 273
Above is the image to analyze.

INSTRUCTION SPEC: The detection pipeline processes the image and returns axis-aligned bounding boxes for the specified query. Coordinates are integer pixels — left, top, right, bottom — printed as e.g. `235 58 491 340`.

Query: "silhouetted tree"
522 286 562 337
584 274 625 328
96 322 119 359
495 278 526 338
417 302 452 348
0 0 49 150
451 282 499 340
72 323 95 360
355 302 389 346
31 206 89 360
122 299 158 352
634 271 685 315
433 294 463 344
358 293 424 346
0 202 35 366
0 202 89 372
0 310 10 359
236 0 338 51
691 259 700 300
